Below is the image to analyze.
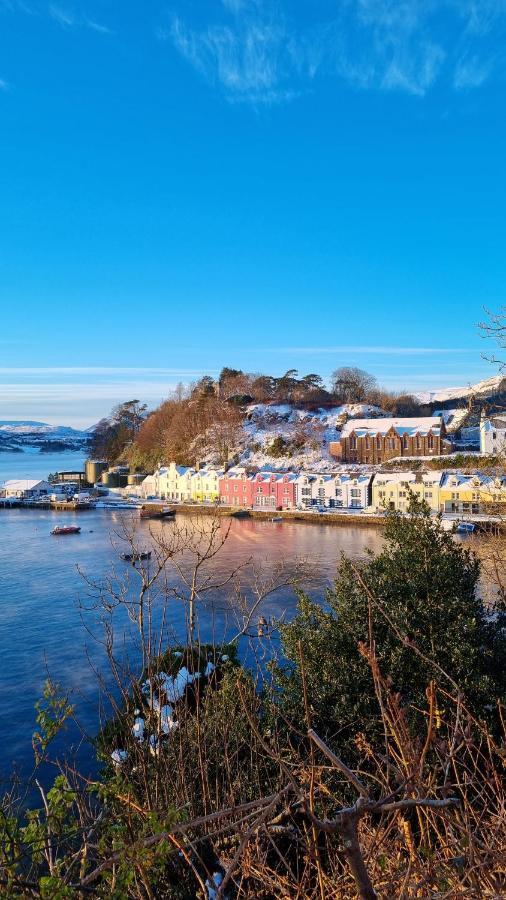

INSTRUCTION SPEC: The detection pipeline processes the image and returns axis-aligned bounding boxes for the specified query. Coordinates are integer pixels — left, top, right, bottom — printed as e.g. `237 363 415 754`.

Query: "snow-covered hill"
0 420 86 437
413 374 505 406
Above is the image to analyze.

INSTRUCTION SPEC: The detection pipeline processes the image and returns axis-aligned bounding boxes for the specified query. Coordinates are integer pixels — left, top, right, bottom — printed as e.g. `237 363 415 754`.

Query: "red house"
219 468 254 507
252 472 297 510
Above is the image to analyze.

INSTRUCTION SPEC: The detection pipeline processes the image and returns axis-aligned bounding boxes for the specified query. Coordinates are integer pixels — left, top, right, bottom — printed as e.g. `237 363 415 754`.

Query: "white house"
480 414 506 457
2 479 52 499
157 462 195 501
295 472 373 509
140 474 158 499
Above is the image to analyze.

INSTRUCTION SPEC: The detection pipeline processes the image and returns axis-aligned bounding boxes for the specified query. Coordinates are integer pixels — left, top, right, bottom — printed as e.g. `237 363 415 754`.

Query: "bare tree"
331 367 377 404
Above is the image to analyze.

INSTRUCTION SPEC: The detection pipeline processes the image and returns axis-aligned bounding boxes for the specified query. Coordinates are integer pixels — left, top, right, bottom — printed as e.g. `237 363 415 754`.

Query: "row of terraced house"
140 463 506 516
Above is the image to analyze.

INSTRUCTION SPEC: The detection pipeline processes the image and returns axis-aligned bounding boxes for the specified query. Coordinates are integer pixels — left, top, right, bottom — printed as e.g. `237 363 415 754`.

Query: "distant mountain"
0 421 87 437
413 374 506 406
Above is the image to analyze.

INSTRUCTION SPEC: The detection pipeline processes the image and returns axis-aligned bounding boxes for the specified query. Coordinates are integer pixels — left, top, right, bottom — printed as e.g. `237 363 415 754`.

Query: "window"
350 436 357 450
428 434 434 449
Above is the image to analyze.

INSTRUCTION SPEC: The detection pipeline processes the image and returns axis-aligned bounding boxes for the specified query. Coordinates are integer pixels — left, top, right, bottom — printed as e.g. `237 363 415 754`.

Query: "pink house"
252 472 297 510
219 468 254 507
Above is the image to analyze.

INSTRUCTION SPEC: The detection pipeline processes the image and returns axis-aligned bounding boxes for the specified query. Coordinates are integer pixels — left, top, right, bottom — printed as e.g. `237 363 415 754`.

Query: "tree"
278 501 506 752
273 369 299 402
251 374 275 402
192 376 216 399
331 367 377 403
111 400 147 435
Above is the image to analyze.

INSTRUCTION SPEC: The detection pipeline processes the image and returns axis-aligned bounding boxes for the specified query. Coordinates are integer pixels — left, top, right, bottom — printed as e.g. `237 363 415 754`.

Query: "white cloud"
170 11 293 105
260 346 476 355
48 3 112 34
168 0 505 102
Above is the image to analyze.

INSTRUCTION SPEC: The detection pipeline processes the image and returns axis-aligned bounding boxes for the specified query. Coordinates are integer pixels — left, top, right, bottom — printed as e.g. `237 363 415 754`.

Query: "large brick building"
329 416 451 464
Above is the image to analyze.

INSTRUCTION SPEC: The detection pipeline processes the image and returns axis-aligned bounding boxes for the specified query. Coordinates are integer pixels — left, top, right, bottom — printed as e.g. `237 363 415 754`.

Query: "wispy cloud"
167 0 506 103
0 78 8 91
169 6 295 106
260 346 477 355
48 3 113 34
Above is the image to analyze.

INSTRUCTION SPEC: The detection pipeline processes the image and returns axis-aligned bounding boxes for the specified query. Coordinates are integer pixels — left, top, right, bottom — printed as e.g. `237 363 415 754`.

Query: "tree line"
89 367 424 469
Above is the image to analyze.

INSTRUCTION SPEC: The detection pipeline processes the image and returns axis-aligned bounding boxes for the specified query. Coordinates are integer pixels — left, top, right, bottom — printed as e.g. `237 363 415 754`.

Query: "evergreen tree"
278 501 506 751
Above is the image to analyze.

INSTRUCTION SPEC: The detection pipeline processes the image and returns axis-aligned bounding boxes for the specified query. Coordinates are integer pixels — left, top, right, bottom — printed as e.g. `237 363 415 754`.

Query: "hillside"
413 374 506 407
91 368 506 472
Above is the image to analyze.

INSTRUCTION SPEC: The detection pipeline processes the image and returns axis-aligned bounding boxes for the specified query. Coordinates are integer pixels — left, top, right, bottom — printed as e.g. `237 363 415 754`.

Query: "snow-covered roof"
441 472 506 489
340 417 442 439
374 472 442 486
3 479 49 490
482 416 506 432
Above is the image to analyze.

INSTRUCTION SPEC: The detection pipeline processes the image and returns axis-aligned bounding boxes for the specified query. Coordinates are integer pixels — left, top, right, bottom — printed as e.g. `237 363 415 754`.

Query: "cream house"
371 472 442 513
157 463 196 501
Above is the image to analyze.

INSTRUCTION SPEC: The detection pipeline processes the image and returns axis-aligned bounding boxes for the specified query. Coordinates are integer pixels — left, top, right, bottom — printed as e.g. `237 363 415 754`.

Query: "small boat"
120 550 152 562
456 521 476 534
271 516 283 523
139 505 175 520
51 525 81 535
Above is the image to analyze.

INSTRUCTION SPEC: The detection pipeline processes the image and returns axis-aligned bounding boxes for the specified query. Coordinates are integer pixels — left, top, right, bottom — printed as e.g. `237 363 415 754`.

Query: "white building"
295 472 373 509
140 474 158 499
157 462 195 501
2 479 52 499
480 414 506 457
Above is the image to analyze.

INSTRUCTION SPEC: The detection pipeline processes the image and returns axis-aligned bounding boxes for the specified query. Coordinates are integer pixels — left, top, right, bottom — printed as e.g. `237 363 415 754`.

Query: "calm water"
0 449 86 484
0 508 385 784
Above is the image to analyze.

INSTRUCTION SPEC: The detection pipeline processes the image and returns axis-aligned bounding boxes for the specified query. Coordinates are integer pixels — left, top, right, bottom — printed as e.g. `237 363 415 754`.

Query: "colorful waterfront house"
157 462 196 502
480 413 506 457
371 472 442 513
296 472 373 509
439 472 506 515
219 467 255 507
330 416 450 464
190 468 223 503
296 473 318 508
252 472 297 510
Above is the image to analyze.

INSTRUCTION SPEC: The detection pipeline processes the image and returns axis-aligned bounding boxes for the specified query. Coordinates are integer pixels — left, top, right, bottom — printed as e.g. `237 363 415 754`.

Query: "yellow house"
157 462 195 502
371 471 441 513
440 472 506 515
190 468 223 503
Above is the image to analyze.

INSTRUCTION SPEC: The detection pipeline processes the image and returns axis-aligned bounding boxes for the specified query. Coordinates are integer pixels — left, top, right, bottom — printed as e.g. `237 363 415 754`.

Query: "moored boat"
139 505 175 520
456 521 476 534
51 525 81 535
120 550 152 562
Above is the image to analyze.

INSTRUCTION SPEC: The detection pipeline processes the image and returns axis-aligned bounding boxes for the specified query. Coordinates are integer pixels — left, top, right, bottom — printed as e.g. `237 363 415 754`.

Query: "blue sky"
0 0 505 426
